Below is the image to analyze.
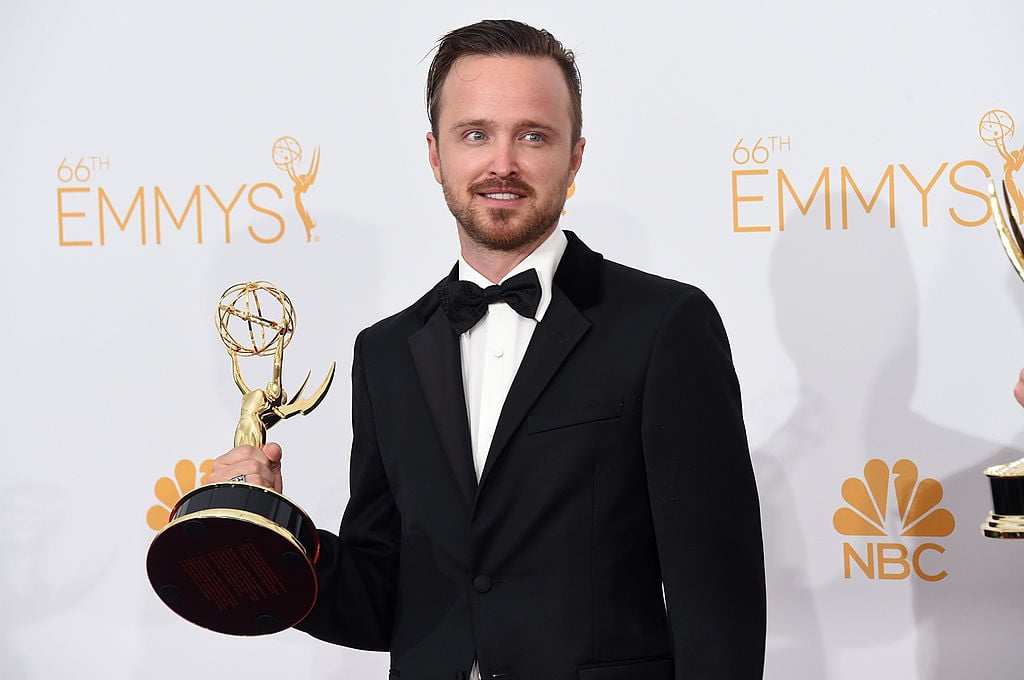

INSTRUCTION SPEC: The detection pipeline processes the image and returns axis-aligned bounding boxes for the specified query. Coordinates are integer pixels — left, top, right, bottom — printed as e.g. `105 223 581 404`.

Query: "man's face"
427 55 585 253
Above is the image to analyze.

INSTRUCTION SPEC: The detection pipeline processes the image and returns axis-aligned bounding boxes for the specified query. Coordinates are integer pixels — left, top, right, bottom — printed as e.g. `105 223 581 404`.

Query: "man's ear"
427 132 442 184
568 137 585 187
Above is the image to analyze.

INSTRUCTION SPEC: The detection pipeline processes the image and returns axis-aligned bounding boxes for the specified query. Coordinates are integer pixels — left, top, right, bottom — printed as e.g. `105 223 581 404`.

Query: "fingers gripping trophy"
146 282 336 634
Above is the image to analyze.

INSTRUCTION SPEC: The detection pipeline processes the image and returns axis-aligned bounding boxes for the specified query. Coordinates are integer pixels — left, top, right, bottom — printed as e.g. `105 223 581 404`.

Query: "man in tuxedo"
209 19 766 679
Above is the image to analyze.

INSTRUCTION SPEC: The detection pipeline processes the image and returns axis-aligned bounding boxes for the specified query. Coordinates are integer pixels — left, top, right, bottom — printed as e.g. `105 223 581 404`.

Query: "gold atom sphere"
216 281 296 357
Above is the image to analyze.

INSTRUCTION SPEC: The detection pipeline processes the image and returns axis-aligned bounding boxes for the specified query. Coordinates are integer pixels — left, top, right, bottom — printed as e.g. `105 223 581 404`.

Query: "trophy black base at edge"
981 512 1024 539
146 482 320 636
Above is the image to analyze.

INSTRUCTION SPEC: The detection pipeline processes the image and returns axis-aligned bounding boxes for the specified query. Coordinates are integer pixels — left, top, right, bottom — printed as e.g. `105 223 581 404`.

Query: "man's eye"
523 132 544 143
465 131 485 142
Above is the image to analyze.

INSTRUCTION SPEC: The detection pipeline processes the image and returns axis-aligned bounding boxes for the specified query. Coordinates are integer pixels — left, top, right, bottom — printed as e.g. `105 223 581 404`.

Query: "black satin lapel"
409 306 477 508
478 288 590 491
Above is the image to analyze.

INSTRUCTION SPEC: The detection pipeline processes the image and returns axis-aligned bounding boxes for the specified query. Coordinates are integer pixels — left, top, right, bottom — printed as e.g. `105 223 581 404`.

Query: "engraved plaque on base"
146 482 320 634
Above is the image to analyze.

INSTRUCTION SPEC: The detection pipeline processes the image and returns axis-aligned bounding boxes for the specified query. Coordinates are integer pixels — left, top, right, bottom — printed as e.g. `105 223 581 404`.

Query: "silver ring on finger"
230 474 247 483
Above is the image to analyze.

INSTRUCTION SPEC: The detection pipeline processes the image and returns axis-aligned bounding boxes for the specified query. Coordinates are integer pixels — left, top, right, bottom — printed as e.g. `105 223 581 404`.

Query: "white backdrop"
3 1 1023 678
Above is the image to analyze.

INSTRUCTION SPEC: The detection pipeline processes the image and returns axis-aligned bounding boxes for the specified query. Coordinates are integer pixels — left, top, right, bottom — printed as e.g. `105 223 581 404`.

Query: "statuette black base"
146 482 319 635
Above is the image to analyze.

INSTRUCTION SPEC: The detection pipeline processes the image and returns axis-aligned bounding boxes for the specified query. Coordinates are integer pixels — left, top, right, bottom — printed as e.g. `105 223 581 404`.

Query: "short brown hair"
426 19 583 145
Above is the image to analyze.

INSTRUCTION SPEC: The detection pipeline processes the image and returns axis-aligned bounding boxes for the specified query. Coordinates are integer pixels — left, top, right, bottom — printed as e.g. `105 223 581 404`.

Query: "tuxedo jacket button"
473 574 492 593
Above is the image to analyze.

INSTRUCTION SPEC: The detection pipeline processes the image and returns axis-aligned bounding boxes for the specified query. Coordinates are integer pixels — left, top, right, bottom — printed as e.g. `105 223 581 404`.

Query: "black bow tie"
438 268 542 334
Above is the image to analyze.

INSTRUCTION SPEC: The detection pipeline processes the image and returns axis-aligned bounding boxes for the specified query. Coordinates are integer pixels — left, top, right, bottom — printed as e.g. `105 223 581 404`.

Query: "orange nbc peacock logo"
833 458 955 537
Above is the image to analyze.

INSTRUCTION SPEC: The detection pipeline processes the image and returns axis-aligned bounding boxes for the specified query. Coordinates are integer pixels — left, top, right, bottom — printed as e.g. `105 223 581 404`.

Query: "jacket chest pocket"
526 395 623 434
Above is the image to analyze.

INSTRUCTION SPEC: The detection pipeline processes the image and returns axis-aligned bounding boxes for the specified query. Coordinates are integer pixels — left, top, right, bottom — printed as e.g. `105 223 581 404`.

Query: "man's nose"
488 138 519 178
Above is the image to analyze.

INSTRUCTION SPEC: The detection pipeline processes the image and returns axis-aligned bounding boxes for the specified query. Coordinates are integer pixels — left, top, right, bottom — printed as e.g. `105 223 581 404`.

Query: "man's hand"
207 442 284 493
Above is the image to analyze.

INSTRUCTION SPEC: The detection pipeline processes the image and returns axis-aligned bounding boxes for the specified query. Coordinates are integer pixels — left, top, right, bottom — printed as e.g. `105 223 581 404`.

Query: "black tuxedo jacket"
295 232 766 680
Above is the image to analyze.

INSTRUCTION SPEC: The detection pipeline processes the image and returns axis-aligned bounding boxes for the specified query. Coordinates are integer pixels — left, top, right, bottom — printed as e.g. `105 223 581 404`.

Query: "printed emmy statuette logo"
833 459 955 582
146 458 214 531
980 109 1024 222
272 136 320 242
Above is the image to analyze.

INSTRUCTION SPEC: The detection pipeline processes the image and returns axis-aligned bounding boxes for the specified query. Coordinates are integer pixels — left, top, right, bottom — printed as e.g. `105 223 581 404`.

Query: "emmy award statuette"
146 282 336 633
982 113 1024 537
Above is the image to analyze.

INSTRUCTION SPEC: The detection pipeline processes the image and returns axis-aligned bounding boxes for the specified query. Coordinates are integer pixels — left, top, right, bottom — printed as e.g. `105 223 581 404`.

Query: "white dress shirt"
457 229 567 481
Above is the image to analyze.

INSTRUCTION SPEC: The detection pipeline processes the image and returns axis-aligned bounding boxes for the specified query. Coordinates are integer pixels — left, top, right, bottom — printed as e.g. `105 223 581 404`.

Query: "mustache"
468 179 534 197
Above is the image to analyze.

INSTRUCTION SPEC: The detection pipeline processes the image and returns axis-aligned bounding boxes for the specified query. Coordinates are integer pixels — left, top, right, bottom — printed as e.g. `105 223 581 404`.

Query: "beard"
441 175 568 252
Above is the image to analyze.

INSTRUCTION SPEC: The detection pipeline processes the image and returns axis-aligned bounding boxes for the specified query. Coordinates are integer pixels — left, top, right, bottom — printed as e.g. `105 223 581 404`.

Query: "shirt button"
492 347 505 358
473 574 493 593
